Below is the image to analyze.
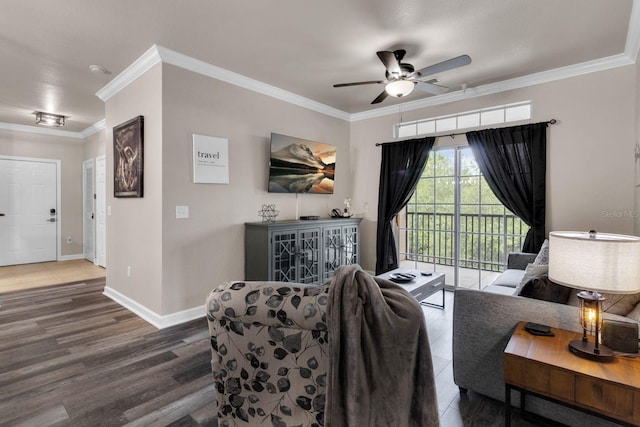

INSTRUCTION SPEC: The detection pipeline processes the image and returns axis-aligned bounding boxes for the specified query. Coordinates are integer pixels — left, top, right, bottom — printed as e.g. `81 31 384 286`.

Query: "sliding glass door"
398 146 528 289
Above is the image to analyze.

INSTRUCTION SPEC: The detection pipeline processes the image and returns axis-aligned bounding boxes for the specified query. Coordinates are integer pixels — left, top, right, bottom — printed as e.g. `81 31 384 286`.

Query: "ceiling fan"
333 50 471 104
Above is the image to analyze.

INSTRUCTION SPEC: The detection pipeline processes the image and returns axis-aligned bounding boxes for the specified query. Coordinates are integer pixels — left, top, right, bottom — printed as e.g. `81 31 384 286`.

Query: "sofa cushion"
519 276 572 304
490 269 525 289
627 302 640 322
533 239 549 265
483 284 519 296
514 263 549 295
567 291 640 316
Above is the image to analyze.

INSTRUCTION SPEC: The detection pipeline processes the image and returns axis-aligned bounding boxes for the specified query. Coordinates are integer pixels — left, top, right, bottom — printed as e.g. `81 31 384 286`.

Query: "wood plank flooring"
0 279 216 426
419 292 538 427
0 259 105 293
0 263 538 426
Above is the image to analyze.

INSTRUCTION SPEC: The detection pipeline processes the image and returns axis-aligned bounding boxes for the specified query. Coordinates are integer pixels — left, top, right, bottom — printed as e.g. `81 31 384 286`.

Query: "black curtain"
375 137 435 275
465 122 548 253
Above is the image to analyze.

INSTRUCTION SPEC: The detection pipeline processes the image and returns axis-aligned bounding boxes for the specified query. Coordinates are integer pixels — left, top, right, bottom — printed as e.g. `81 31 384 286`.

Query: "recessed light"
89 64 111 75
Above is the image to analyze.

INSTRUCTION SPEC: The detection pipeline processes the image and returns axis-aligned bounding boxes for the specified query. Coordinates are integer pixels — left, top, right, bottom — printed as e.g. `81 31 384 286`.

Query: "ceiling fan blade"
371 90 389 104
393 49 406 62
414 55 472 79
415 81 449 95
376 51 401 75
333 80 386 88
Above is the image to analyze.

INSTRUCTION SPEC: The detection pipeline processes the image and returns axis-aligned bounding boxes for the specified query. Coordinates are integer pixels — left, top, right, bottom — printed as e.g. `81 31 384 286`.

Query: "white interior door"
83 159 95 263
0 158 57 266
96 156 106 268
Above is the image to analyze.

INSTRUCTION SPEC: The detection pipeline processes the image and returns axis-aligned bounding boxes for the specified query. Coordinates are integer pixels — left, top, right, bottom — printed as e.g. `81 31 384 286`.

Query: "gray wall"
4 57 638 318
350 65 637 271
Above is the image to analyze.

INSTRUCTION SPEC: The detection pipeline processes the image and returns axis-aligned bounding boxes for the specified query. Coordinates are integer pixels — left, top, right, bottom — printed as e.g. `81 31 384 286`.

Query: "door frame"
82 158 95 263
95 155 106 268
0 155 62 261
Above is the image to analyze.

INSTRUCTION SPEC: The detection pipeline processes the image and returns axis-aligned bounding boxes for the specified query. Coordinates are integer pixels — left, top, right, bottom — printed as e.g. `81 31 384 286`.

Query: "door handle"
0 213 5 217
47 218 56 222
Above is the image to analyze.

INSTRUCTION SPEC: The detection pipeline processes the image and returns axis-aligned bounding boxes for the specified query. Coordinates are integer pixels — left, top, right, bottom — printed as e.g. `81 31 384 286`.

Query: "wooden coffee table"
504 321 640 426
376 269 446 309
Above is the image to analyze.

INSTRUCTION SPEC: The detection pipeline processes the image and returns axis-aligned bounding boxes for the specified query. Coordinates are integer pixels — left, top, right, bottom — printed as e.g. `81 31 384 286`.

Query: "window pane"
397 123 417 138
435 177 454 204
457 113 480 129
415 178 434 204
417 120 435 135
434 150 455 177
423 154 436 178
459 148 480 176
460 176 480 205
460 204 479 216
435 117 456 132
505 104 531 122
480 109 505 125
480 179 500 204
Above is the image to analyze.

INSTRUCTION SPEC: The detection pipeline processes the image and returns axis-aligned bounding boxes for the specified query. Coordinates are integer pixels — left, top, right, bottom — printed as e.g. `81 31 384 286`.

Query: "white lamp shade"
385 80 415 97
548 231 640 294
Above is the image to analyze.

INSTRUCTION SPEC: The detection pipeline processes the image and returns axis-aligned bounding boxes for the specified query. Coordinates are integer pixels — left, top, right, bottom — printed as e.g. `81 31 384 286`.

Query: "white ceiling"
0 0 636 133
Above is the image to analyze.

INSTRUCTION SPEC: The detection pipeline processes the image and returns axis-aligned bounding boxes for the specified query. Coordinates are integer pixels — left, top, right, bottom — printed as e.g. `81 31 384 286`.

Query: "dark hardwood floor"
0 279 216 426
420 291 539 427
0 278 536 426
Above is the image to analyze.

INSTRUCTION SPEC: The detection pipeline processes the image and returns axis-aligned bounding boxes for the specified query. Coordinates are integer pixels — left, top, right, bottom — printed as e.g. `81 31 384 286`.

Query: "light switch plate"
176 205 189 219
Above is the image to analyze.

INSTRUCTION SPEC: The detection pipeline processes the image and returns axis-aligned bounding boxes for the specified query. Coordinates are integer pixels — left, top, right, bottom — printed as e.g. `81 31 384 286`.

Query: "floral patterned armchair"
206 281 330 427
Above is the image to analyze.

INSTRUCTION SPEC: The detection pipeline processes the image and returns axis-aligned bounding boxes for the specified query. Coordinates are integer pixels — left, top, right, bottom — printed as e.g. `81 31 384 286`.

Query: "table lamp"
548 230 640 362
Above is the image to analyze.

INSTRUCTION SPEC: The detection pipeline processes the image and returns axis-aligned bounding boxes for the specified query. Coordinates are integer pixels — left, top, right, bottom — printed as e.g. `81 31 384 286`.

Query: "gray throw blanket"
325 265 440 427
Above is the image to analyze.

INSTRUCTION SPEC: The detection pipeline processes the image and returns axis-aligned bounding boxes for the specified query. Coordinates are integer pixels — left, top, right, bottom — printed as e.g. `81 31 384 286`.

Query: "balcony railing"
401 211 528 272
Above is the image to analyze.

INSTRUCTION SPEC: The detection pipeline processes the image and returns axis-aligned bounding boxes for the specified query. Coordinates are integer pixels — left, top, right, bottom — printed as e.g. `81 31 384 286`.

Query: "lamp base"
568 339 614 362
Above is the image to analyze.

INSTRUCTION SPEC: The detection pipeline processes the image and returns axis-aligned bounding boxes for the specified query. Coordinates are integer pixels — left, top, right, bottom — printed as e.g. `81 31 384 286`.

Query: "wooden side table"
504 321 640 426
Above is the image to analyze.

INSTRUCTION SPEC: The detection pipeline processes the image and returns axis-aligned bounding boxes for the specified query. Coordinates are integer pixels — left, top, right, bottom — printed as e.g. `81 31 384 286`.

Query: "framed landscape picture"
113 116 144 198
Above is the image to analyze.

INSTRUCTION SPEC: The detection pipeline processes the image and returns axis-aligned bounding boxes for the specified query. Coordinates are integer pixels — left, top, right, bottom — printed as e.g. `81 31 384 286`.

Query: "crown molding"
156 46 351 121
0 119 106 139
626 0 640 62
350 53 635 122
91 2 640 124
95 45 162 102
79 119 106 138
0 121 84 139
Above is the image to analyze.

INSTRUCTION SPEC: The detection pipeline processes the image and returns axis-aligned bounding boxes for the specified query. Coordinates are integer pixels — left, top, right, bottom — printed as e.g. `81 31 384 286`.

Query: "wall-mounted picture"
113 116 144 198
192 134 229 184
268 133 335 194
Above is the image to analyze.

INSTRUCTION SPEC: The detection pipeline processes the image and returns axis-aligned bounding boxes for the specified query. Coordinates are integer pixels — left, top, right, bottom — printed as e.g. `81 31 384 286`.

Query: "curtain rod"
376 119 557 146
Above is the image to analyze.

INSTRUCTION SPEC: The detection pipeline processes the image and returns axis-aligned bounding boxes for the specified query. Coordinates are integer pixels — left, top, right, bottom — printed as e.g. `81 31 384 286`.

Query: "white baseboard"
103 286 205 329
58 254 85 261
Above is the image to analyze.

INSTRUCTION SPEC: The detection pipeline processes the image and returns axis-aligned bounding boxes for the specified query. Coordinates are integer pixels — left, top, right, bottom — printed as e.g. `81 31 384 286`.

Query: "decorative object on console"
257 204 278 223
268 133 335 194
549 230 640 362
343 197 352 217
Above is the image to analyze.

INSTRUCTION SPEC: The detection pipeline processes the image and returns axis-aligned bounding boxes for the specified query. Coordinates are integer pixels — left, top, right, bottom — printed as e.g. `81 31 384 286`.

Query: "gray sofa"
482 252 537 295
453 253 640 426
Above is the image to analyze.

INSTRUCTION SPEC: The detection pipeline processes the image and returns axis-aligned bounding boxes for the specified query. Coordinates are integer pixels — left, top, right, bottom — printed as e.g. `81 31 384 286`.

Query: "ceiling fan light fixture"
385 80 415 97
35 112 65 127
